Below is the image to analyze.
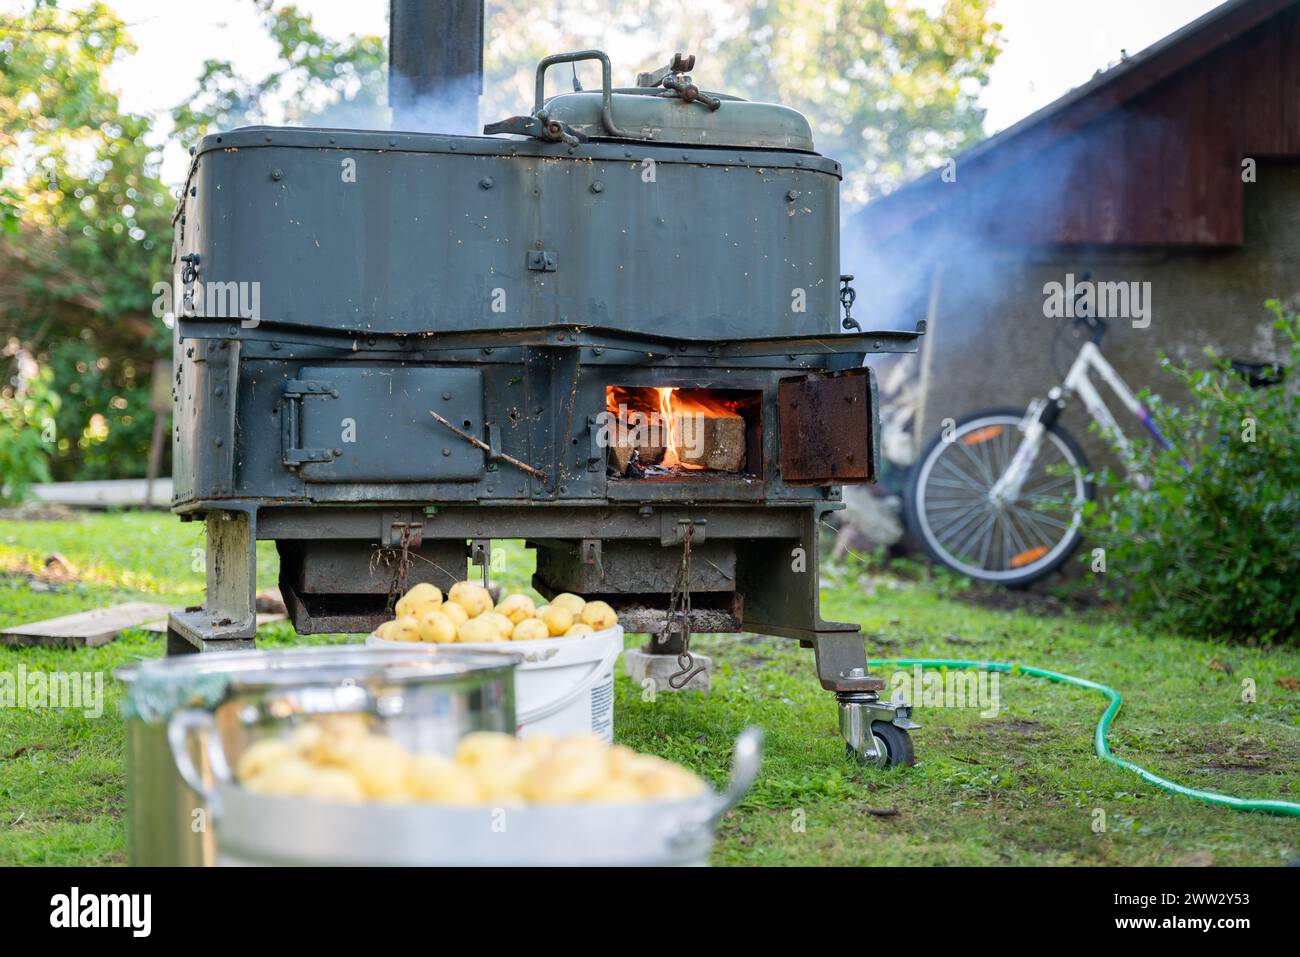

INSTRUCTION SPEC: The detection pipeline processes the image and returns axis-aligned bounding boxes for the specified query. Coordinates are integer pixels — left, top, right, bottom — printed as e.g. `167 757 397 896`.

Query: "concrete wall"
893 162 1300 470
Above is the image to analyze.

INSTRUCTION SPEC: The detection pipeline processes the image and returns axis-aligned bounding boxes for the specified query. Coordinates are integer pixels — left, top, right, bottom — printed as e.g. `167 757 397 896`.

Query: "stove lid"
483 50 816 153
539 89 815 151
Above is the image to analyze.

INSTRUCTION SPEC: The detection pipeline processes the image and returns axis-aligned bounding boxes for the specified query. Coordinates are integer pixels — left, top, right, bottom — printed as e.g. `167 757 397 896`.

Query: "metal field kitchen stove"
168 50 923 765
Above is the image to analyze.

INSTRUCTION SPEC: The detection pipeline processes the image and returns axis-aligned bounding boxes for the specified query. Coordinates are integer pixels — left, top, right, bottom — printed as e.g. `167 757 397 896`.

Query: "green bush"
0 356 61 504
1081 301 1300 644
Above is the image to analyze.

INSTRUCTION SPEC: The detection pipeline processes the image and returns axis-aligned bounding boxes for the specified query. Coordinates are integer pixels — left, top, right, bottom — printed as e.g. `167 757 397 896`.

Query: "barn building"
852 0 1300 469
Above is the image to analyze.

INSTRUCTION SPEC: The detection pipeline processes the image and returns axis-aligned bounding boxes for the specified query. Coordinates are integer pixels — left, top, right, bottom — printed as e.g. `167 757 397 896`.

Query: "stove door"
777 366 877 485
283 366 485 482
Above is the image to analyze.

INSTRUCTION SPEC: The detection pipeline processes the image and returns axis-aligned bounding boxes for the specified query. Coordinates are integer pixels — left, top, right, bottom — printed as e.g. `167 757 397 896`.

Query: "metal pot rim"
116 644 520 686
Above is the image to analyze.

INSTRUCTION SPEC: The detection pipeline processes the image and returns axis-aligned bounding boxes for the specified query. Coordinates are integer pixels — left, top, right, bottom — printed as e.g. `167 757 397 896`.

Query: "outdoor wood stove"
168 51 923 764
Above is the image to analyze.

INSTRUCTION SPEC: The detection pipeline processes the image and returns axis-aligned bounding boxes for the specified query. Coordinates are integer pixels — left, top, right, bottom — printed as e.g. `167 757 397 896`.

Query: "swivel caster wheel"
867 721 915 767
837 691 918 767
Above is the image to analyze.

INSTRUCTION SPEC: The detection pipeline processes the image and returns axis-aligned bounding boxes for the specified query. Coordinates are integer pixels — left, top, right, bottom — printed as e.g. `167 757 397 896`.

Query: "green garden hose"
866 657 1300 817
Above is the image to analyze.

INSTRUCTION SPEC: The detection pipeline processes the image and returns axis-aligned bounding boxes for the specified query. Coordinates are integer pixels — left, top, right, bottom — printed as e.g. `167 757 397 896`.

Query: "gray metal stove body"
168 52 921 726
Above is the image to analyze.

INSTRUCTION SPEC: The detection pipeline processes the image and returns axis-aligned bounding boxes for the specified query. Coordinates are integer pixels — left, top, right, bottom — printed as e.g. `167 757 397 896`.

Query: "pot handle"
167 708 230 815
668 726 763 848
715 726 763 819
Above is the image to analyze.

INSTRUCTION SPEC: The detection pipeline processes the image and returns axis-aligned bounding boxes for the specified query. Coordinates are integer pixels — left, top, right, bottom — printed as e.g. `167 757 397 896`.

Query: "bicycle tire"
904 407 1094 587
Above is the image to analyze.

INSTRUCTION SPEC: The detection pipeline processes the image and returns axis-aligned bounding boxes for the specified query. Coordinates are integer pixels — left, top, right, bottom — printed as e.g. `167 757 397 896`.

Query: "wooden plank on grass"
137 612 287 635
1 602 177 649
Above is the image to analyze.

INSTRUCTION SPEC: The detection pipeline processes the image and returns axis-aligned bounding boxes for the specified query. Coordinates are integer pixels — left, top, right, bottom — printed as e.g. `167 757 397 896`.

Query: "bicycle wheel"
905 407 1092 586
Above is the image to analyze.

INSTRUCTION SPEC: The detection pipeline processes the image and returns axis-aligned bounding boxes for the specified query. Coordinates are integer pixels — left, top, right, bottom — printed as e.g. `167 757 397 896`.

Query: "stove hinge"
281 379 340 467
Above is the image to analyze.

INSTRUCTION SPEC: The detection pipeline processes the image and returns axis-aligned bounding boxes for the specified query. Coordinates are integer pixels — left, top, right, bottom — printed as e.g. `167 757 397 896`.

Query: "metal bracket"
469 539 491 586
381 510 424 548
580 539 603 580
661 514 706 546
526 249 558 272
281 379 339 467
484 420 502 471
586 414 608 472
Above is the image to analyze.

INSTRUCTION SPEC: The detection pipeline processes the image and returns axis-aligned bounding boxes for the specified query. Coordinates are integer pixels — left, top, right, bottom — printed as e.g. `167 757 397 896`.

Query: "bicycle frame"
990 339 1169 501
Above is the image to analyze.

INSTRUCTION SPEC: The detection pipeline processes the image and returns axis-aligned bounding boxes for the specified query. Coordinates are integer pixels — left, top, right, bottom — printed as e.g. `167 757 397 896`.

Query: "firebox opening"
604 386 762 478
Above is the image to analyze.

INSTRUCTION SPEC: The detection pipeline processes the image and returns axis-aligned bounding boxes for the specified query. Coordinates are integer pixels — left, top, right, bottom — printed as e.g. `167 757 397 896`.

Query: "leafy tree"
481 0 1002 206
172 1 387 143
719 0 1002 204
0 0 172 483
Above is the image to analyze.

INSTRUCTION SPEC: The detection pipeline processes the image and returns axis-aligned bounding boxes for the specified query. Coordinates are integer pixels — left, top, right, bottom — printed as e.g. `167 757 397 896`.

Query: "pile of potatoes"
374 582 618 645
236 717 705 805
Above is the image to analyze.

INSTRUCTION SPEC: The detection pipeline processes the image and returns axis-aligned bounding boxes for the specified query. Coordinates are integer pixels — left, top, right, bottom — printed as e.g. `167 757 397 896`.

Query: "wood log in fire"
673 410 745 471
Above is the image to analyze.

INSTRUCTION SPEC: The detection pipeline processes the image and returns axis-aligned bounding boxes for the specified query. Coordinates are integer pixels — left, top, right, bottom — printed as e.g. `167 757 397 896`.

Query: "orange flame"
605 386 740 471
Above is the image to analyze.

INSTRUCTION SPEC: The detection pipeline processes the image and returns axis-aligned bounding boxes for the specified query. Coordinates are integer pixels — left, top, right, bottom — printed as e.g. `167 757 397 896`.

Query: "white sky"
6 0 1227 185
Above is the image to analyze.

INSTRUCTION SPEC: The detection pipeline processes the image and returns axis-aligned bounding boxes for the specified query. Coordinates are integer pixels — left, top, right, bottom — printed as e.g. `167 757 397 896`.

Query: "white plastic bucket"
366 626 624 740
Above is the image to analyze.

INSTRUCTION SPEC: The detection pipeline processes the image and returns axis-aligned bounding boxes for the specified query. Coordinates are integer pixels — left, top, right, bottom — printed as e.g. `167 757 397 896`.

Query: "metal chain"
666 525 705 689
382 524 415 617
839 274 860 331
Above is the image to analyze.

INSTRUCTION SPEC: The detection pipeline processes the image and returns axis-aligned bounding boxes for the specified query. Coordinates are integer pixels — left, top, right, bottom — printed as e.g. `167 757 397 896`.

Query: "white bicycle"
905 307 1161 586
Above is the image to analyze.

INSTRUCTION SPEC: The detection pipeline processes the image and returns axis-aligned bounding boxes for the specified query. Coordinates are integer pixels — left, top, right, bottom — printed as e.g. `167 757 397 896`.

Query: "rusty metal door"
778 367 876 484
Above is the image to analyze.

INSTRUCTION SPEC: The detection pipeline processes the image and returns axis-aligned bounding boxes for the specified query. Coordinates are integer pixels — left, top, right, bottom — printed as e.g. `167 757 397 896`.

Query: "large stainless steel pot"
117 645 518 866
178 726 762 867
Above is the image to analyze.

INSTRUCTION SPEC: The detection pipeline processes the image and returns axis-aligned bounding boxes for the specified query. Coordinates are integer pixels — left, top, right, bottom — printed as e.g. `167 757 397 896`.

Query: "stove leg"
166 508 259 654
810 633 918 766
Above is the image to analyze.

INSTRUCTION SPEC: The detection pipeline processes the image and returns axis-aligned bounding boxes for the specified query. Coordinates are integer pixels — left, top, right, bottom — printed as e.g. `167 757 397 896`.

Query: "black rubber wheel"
903 406 1094 587
870 721 916 767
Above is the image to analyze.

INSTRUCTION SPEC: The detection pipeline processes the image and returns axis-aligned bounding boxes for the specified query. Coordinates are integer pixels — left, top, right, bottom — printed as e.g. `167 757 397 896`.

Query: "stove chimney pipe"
388 0 484 133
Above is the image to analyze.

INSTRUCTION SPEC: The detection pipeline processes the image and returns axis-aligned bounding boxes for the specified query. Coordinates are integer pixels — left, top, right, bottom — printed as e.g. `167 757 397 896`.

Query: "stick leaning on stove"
428 410 549 482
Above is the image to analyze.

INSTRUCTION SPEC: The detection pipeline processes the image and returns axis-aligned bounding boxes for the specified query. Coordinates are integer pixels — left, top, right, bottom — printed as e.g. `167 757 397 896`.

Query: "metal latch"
281 379 339 467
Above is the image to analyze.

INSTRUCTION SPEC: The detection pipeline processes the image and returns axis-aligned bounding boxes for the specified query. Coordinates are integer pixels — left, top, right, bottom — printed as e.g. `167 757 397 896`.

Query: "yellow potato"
480 611 516 640
287 721 325 758
417 608 457 644
389 614 422 643
305 714 371 766
448 581 493 617
455 731 520 768
408 754 481 804
243 757 318 797
626 755 705 799
580 600 618 630
235 738 296 782
537 604 574 636
469 756 530 801
550 592 587 617
563 623 594 637
299 766 366 803
511 618 550 641
395 582 442 618
440 601 469 627
521 751 609 803
496 593 536 624
586 778 645 803
519 734 557 761
457 616 503 644
606 743 639 773
345 735 412 799
375 620 397 641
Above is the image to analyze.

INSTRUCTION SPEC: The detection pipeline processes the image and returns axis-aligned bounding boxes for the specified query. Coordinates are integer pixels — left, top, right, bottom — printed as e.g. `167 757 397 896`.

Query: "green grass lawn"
1 511 1297 865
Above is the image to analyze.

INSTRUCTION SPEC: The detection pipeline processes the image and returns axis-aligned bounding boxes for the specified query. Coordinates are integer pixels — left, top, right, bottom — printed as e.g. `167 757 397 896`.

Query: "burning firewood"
673 410 745 471
609 436 666 474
